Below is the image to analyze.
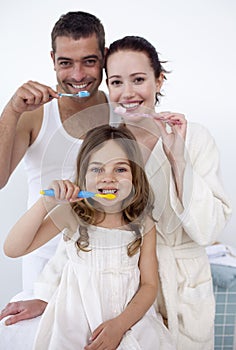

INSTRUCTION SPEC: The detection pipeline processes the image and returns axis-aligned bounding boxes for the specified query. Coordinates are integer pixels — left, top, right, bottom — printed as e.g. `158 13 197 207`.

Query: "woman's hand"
153 111 187 165
154 112 187 198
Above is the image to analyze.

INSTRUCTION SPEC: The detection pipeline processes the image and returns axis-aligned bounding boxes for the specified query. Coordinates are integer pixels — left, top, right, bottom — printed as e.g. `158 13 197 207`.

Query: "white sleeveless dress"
33 226 175 350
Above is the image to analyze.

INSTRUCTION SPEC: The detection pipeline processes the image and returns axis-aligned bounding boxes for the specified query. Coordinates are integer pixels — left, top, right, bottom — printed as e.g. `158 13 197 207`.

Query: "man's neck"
58 90 110 139
58 90 107 122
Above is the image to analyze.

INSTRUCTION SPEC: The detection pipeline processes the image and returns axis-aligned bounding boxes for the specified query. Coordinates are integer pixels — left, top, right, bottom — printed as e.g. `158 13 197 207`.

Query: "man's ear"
50 51 56 71
102 47 108 68
104 47 108 57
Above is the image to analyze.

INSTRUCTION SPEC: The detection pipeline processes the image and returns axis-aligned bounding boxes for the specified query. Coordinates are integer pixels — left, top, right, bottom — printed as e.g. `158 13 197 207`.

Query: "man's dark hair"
51 11 105 56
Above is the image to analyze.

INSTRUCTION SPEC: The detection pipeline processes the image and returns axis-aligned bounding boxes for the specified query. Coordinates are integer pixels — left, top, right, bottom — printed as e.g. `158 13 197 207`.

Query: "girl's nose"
100 170 116 183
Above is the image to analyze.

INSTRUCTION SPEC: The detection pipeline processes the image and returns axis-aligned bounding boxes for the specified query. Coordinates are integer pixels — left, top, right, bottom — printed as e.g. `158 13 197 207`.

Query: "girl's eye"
90 167 102 173
116 167 128 173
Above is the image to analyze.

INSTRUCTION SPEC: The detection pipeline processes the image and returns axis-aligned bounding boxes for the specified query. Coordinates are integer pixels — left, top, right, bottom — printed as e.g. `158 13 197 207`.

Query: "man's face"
51 34 104 98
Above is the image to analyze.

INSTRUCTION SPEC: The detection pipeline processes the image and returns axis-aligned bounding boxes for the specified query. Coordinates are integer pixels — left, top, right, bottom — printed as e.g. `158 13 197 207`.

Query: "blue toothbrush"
58 91 90 98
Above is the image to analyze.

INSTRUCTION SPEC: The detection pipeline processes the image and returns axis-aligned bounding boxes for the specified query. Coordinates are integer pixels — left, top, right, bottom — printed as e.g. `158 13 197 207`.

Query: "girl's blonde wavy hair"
70 124 155 257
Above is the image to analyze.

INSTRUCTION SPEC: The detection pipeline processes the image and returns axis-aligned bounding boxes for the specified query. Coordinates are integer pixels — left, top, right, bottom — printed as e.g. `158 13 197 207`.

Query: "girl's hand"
49 179 81 202
84 318 125 350
153 111 187 165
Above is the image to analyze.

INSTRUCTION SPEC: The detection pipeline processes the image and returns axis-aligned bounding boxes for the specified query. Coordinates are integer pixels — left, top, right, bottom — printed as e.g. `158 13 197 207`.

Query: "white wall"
0 0 235 308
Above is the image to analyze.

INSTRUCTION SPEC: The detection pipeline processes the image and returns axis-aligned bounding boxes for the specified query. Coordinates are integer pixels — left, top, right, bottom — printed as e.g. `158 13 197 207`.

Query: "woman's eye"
110 80 122 86
134 77 145 84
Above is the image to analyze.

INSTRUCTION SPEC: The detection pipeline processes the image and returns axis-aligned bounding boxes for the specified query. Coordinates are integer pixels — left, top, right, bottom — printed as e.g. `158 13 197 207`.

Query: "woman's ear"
156 72 165 93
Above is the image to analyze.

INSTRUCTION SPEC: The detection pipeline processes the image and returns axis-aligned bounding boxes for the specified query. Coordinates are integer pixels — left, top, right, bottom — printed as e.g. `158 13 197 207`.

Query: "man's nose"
71 63 87 82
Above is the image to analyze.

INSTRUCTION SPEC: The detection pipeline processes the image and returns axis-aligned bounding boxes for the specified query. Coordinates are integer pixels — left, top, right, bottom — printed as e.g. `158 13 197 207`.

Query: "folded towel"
206 244 236 268
210 263 236 289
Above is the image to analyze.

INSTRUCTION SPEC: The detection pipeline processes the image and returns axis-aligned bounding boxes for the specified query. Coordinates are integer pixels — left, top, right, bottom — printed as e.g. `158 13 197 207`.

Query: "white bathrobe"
145 122 231 349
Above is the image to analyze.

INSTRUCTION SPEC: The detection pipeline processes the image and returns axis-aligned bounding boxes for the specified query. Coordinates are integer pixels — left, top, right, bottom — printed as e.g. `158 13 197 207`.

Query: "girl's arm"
85 225 158 350
116 224 158 328
4 179 80 258
4 197 60 257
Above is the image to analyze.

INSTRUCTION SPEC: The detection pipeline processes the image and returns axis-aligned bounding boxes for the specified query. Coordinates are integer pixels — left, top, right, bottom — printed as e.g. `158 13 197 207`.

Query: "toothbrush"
58 91 90 98
114 106 180 123
40 189 116 200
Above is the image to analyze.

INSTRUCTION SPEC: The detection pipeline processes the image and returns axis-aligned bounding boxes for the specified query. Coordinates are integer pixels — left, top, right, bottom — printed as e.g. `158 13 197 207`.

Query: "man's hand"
0 299 47 325
8 80 59 115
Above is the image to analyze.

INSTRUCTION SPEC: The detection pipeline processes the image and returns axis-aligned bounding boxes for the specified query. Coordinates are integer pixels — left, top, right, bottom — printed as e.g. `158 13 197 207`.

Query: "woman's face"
106 50 162 113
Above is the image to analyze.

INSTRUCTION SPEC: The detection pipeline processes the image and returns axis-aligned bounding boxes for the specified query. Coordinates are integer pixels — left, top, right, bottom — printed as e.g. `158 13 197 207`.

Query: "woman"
105 35 231 349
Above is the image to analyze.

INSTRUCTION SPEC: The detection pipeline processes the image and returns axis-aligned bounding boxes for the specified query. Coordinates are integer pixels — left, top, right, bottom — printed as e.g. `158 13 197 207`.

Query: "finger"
25 81 57 104
0 302 21 320
70 186 81 202
63 180 76 200
50 180 61 199
85 338 103 350
4 310 30 325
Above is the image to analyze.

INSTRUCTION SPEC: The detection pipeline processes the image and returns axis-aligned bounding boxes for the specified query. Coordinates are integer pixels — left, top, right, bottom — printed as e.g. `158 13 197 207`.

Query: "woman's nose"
122 83 135 99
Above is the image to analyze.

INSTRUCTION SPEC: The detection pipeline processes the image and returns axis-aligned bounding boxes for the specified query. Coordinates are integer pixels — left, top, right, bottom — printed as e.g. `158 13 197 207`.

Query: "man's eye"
59 61 71 67
84 59 97 66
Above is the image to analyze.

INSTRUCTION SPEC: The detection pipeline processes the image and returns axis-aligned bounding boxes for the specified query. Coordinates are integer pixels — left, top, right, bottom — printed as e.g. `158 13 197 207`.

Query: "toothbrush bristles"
95 193 116 199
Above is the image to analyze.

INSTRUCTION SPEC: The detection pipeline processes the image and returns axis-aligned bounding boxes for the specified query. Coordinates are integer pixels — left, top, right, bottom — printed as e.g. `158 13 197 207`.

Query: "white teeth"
100 189 117 194
121 103 140 109
71 83 88 89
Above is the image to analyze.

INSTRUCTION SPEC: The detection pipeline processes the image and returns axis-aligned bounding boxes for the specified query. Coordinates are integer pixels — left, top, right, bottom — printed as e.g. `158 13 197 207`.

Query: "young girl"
105 36 231 349
4 125 175 350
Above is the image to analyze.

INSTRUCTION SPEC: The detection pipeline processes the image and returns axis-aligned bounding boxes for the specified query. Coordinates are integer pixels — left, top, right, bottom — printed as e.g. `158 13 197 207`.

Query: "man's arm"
0 81 58 188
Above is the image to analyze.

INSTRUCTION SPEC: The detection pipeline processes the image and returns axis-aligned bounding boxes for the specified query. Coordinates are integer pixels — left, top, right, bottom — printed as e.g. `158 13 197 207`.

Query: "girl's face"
107 50 162 113
85 139 133 210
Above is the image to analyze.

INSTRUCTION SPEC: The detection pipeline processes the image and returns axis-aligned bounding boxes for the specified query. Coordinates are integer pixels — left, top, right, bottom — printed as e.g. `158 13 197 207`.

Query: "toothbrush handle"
40 189 95 198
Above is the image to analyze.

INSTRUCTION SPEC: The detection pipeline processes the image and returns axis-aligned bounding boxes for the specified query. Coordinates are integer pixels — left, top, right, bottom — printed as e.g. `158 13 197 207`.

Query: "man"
0 11 113 327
